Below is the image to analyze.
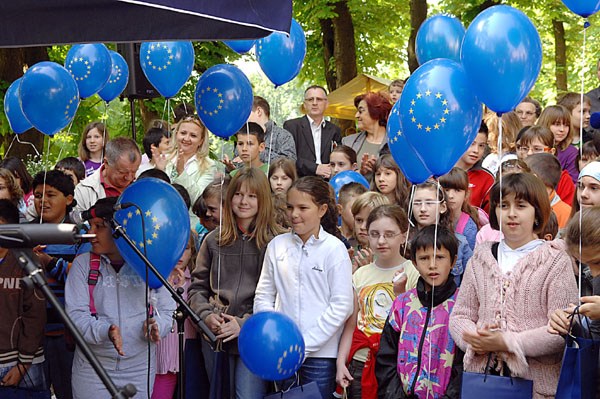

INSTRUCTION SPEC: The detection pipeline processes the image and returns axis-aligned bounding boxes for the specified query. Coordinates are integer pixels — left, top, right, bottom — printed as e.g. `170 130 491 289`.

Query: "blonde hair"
565 207 600 254
351 192 390 216
0 168 23 207
170 117 211 172
484 111 522 153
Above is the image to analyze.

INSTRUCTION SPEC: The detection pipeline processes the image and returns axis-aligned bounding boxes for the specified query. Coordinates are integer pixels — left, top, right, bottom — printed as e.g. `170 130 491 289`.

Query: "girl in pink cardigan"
449 173 578 398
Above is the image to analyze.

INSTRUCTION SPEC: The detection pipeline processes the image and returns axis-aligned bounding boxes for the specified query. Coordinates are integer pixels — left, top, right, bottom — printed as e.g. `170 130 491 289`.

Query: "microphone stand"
110 218 216 399
12 248 136 399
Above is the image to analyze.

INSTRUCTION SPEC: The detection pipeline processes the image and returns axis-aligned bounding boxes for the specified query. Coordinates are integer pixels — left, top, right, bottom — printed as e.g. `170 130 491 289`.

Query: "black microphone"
79 197 136 221
0 224 95 248
590 112 600 130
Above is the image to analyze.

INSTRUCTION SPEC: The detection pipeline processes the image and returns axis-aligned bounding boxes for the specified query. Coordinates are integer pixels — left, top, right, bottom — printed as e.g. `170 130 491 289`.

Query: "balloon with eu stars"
256 19 306 87
560 0 600 18
239 311 305 381
415 14 465 65
64 43 112 99
387 101 432 184
114 178 190 289
195 64 253 139
140 41 194 98
223 39 256 54
399 58 482 177
329 171 370 201
4 78 32 134
98 51 130 103
20 61 80 137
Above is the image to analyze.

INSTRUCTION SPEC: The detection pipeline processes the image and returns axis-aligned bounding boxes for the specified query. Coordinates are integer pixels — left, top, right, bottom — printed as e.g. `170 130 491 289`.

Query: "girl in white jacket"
254 176 354 398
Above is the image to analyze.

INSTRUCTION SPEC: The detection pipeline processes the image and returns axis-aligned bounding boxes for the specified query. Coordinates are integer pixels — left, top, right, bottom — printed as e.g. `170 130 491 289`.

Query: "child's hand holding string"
335 363 353 388
216 314 240 343
548 306 575 336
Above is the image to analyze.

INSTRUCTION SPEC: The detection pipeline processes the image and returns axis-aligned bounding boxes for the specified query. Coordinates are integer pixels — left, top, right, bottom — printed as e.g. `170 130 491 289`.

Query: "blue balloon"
239 312 305 381
416 14 465 65
387 102 432 184
65 43 112 98
195 64 253 139
224 40 256 54
399 59 482 177
4 78 32 134
256 19 306 87
330 171 370 200
20 62 79 136
140 41 195 98
461 5 542 114
561 0 600 18
98 51 130 103
114 178 190 289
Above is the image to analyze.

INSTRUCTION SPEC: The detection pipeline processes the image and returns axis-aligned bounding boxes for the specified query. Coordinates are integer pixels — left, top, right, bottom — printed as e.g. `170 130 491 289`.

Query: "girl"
449 173 579 399
268 157 297 197
188 167 281 399
410 180 473 284
371 154 410 209
0 168 24 212
538 104 579 184
579 140 599 171
482 111 522 176
78 122 108 177
254 176 354 399
439 167 482 251
336 204 418 399
330 145 358 176
351 192 390 271
0 157 33 215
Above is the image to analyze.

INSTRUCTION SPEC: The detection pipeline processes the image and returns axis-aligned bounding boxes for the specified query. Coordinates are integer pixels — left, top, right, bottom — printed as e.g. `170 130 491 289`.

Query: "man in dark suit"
283 85 342 178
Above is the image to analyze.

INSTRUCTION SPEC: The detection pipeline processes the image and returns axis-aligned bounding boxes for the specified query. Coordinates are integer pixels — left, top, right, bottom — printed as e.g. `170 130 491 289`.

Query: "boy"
558 92 592 146
229 122 267 176
137 126 171 177
376 225 463 399
524 153 572 228
388 79 405 104
55 157 86 186
0 199 47 390
349 192 389 272
337 182 367 242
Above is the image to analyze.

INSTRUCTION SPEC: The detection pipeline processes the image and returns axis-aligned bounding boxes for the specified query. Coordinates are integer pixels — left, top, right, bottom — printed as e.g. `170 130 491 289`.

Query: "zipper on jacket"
409 305 432 395
116 271 122 371
298 244 306 329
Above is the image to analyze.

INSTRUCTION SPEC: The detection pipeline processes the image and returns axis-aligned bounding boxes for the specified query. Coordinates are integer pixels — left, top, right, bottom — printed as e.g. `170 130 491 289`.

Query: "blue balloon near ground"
560 0 600 18
224 40 256 54
20 62 79 136
239 312 305 381
140 41 195 98
399 59 482 177
256 19 306 87
114 178 190 289
98 51 130 102
330 171 370 199
416 14 465 65
65 43 112 98
461 5 542 114
195 64 253 139
4 78 32 134
387 103 432 184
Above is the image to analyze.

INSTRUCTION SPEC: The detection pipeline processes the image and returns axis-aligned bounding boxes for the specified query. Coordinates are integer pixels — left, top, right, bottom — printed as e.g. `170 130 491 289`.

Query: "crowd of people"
1 75 600 399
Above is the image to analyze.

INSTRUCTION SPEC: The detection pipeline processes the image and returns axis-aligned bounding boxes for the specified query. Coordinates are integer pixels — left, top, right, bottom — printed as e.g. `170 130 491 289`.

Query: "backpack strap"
456 212 470 234
88 253 102 317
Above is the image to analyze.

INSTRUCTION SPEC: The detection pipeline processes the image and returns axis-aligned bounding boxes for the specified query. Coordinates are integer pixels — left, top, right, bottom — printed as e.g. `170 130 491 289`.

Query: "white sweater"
254 227 354 358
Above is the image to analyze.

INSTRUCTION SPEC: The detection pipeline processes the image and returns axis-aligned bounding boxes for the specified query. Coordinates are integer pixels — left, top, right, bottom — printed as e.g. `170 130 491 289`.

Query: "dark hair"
32 170 76 212
354 92 392 127
517 125 554 148
173 102 195 123
439 167 480 227
338 182 368 206
236 122 265 143
411 180 452 231
371 154 411 208
520 97 542 117
137 168 171 183
192 176 230 218
143 127 170 159
253 96 271 118
541 211 558 240
0 199 19 224
0 157 32 193
268 158 298 182
55 157 86 183
478 120 489 136
524 153 561 189
366 204 409 233
410 225 458 263
565 207 600 252
105 137 141 165
172 183 191 209
331 145 358 165
290 176 341 239
489 172 551 234
582 140 600 162
304 85 328 96
558 92 591 112
192 195 208 219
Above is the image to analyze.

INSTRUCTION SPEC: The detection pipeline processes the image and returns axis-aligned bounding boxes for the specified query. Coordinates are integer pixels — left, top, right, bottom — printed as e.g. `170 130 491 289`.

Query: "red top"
468 168 495 214
556 170 575 206
98 165 122 198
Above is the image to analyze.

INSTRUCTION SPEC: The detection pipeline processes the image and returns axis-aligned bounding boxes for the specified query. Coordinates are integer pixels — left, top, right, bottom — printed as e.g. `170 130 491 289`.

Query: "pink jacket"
449 240 578 399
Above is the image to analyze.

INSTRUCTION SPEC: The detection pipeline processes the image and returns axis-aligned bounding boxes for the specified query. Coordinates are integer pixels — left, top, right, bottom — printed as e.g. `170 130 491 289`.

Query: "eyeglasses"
412 200 442 208
368 231 402 240
501 160 524 171
516 145 551 153
304 97 327 103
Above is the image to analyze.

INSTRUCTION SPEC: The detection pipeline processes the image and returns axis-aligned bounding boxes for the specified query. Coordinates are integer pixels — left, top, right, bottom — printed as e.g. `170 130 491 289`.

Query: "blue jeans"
279 357 336 399
0 363 47 390
232 355 267 399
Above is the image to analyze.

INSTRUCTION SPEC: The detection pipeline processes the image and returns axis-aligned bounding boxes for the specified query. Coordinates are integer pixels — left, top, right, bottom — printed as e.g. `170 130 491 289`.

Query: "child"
449 173 578 399
192 176 230 245
579 140 600 171
388 79 405 104
188 167 281 398
481 111 522 176
524 153 572 228
558 92 592 147
230 122 267 176
371 154 410 209
78 121 108 177
268 157 297 197
337 183 368 242
337 205 418 399
0 157 33 217
570 161 600 217
439 167 482 251
537 104 579 183
330 145 358 177
254 176 354 399
55 156 86 186
0 168 24 213
410 181 472 285
139 125 171 177
351 192 390 271
376 225 463 399
0 200 47 392
541 211 558 241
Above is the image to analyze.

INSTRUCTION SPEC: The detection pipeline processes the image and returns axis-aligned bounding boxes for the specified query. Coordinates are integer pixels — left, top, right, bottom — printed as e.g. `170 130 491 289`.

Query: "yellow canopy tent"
324 73 392 120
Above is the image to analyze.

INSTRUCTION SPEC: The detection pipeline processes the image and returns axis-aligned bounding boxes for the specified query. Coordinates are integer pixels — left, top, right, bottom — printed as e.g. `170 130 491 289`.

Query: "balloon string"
4 135 17 157
216 142 226 300
497 113 505 325
404 185 416 258
578 21 588 302
267 90 276 171
38 138 52 224
101 101 108 163
426 180 441 399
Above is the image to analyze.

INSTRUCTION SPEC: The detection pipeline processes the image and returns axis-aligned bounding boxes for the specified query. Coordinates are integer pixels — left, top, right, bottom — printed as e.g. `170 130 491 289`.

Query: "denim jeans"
232 355 267 399
0 362 47 390
278 357 337 399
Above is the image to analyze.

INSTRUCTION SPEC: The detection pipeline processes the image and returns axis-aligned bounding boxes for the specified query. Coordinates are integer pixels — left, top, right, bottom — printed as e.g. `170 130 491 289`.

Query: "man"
248 96 296 163
74 137 141 213
283 85 341 178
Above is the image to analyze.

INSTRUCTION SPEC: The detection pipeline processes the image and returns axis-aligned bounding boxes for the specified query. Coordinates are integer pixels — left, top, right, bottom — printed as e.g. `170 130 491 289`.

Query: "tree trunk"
407 0 427 74
320 18 337 92
552 19 568 96
0 47 49 159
